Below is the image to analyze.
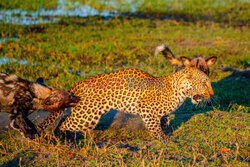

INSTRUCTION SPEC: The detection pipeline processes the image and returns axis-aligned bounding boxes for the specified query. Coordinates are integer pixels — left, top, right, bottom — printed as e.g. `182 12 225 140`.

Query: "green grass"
0 18 249 90
0 109 249 166
0 2 249 166
0 0 57 11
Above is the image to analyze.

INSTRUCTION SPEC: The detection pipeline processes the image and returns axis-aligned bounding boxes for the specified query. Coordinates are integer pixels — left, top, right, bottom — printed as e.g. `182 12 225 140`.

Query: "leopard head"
179 68 214 104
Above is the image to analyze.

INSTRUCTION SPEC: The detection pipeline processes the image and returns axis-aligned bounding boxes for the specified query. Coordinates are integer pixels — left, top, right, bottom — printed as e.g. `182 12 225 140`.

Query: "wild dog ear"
36 77 47 87
170 58 182 66
206 56 217 67
154 44 182 66
180 56 191 67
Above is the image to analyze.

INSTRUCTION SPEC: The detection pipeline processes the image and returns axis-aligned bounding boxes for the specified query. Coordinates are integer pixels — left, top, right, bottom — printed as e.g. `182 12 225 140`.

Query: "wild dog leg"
9 109 42 139
9 109 35 139
22 113 44 136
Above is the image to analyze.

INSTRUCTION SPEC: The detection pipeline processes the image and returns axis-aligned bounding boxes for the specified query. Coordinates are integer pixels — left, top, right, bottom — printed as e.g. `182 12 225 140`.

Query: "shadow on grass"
94 110 119 130
94 110 139 131
213 68 250 107
1 151 36 167
1 158 19 167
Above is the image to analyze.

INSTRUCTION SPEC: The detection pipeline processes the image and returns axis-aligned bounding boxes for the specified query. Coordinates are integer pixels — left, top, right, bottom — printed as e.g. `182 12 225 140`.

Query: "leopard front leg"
160 115 170 131
140 113 166 140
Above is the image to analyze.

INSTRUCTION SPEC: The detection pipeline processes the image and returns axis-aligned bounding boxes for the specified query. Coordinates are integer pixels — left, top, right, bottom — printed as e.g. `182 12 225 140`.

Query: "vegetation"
71 0 250 26
0 0 57 11
0 0 249 166
0 0 249 26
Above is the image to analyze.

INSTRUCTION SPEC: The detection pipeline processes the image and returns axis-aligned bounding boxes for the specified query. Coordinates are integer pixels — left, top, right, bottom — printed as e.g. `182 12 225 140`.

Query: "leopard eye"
203 82 207 87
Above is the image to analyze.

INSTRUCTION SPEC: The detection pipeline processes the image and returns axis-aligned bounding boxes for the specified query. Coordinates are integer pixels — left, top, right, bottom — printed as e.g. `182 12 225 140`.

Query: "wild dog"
154 44 217 75
0 73 80 139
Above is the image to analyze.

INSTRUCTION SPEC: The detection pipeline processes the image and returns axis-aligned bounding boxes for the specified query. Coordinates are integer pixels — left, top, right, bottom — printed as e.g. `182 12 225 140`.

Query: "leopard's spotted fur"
40 67 213 139
154 45 217 129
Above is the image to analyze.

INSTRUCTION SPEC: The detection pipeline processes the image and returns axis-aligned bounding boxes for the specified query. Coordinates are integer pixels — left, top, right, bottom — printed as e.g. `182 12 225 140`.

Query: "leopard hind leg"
38 109 65 130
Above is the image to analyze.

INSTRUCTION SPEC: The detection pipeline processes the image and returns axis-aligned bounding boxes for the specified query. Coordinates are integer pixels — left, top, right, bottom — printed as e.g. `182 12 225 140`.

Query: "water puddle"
0 11 59 25
0 0 122 25
0 0 248 25
0 37 18 44
0 57 28 65
0 57 83 77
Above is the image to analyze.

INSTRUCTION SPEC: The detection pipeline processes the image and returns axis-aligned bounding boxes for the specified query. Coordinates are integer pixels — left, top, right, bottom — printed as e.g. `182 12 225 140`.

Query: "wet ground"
0 0 120 25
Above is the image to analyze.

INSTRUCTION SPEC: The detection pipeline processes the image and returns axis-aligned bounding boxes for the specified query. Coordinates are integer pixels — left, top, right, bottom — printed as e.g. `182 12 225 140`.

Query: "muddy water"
0 0 246 25
0 0 119 25
0 112 10 129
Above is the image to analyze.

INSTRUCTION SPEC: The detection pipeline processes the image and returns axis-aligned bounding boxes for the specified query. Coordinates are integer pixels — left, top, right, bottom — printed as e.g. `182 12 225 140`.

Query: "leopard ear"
180 56 191 67
182 70 193 79
186 72 193 79
206 56 217 67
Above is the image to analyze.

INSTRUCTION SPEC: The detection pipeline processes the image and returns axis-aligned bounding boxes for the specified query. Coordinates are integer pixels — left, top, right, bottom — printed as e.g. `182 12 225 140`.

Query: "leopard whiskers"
210 97 219 106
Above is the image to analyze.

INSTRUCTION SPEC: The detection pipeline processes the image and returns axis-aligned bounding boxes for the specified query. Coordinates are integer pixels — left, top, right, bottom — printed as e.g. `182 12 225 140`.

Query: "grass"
0 1 249 166
71 0 250 26
0 18 249 89
0 0 58 11
0 109 249 166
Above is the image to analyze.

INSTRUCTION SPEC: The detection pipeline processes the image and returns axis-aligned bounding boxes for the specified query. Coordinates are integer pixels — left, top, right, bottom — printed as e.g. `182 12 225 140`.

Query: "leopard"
154 44 217 128
39 45 217 135
39 45 217 134
0 72 80 139
39 67 213 139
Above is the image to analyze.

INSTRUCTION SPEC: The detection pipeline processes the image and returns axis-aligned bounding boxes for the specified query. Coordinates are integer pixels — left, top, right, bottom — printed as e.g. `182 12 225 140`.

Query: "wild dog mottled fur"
0 72 80 139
